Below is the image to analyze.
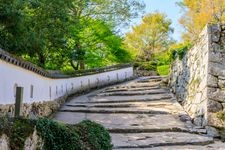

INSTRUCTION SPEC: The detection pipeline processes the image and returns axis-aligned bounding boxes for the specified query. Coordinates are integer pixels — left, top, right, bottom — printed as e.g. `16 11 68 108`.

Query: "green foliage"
36 118 83 150
154 51 172 66
217 111 225 122
0 117 36 150
124 12 174 61
73 120 113 150
124 12 175 73
169 42 192 60
134 61 157 71
157 65 170 76
0 0 144 71
69 19 133 70
0 117 113 150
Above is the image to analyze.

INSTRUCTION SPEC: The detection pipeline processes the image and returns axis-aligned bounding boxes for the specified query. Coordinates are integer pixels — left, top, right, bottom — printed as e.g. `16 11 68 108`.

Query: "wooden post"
15 87 23 117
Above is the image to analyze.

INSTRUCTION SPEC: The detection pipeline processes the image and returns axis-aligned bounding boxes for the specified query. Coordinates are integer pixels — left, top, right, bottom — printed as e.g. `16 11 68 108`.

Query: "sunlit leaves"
179 0 225 42
124 12 173 61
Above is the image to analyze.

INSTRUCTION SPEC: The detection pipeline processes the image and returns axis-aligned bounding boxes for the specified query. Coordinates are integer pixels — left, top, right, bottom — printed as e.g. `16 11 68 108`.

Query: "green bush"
0 117 36 150
36 118 83 150
134 61 157 71
157 65 170 76
0 117 112 150
73 120 113 150
169 42 192 60
154 52 171 66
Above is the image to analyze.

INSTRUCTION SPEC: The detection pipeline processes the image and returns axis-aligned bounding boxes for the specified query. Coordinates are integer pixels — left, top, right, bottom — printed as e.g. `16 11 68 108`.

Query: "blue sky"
127 0 183 41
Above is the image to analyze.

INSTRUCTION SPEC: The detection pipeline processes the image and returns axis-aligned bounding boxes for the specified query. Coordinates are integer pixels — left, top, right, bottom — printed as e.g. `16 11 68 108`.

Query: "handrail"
0 49 132 79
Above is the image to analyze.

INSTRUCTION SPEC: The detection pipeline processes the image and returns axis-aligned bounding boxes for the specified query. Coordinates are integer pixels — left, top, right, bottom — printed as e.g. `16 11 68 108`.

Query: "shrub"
134 61 157 71
157 65 170 76
36 118 83 150
73 120 113 150
169 42 192 60
0 117 112 150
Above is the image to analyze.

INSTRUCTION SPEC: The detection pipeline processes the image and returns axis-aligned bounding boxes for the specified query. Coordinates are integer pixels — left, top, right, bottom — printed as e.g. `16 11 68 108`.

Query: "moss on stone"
217 111 225 121
0 117 113 150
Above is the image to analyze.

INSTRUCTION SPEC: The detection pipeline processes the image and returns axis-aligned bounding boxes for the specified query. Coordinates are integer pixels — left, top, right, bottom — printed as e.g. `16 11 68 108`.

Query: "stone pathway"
53 76 225 149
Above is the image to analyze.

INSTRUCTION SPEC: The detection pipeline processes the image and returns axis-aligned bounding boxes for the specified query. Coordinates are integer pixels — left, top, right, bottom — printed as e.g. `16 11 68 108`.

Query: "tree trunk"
38 53 46 68
79 60 85 70
70 60 79 70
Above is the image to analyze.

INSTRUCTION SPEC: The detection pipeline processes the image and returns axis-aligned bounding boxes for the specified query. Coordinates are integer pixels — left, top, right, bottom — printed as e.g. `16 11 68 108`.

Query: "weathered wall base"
0 96 66 118
0 76 134 118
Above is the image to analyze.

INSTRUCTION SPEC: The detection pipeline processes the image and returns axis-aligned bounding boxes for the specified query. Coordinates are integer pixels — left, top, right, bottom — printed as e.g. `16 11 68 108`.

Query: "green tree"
124 12 173 62
67 0 145 70
0 0 27 54
0 0 145 71
178 0 225 42
0 0 73 67
66 19 131 70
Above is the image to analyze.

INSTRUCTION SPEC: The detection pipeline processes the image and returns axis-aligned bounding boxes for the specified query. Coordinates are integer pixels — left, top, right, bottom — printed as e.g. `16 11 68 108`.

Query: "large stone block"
208 90 225 103
206 126 220 137
208 111 225 128
193 116 203 126
211 24 221 42
211 43 221 52
208 100 223 113
24 130 43 150
218 76 225 88
205 74 218 87
208 52 222 63
0 135 10 150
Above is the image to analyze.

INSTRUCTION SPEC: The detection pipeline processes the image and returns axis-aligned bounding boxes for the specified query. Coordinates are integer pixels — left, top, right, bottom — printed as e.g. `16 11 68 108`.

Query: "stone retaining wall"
170 24 225 133
0 95 67 118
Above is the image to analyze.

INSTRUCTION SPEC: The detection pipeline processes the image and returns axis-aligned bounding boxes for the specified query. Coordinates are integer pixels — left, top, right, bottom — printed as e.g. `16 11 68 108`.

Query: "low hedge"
0 117 112 150
73 120 112 150
157 65 170 76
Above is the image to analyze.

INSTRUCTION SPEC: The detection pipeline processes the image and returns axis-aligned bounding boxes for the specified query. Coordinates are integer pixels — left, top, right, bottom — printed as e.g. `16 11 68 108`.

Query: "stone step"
111 132 214 149
66 102 177 108
114 141 225 150
124 82 162 88
129 83 161 88
66 103 134 108
87 95 173 104
109 127 188 133
76 99 172 104
62 103 184 115
109 127 206 135
59 109 169 114
136 78 162 83
103 86 161 93
141 76 163 79
97 89 168 96
54 113 187 130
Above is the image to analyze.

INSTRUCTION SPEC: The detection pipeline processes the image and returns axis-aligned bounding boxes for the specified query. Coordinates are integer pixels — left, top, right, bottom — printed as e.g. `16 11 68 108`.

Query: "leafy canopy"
178 0 225 42
124 12 173 61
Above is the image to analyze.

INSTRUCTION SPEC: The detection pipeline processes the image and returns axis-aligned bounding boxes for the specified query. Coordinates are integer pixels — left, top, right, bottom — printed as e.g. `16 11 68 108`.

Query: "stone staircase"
53 76 225 149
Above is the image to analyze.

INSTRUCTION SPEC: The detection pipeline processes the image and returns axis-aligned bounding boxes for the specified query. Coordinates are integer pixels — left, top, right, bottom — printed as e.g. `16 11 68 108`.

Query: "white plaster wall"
0 60 133 105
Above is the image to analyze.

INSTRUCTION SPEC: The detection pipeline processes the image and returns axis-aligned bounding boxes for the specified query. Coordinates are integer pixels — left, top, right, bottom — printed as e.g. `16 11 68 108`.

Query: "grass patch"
157 65 170 76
